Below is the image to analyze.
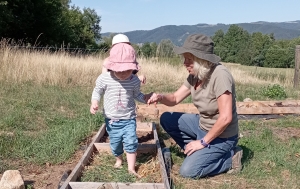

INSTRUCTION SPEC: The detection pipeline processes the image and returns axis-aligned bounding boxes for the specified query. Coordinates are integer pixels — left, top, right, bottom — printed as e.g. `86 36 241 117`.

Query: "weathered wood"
153 122 171 189
94 143 157 154
294 45 300 88
60 122 170 189
136 122 153 132
68 182 165 189
136 101 300 117
60 124 106 189
237 107 300 114
236 100 300 107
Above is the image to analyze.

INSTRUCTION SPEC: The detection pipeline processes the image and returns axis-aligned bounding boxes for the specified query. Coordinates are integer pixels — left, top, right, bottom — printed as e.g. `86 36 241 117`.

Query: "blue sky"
71 0 300 33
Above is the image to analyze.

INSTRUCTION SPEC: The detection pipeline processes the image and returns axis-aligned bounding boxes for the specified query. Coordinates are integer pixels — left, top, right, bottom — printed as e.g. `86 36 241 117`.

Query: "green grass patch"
0 81 104 168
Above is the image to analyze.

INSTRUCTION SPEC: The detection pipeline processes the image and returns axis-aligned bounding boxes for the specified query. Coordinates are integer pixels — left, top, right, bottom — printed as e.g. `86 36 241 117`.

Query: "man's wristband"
200 138 210 148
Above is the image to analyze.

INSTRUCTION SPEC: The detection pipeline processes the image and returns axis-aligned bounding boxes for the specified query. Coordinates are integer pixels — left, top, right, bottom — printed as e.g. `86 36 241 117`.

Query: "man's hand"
184 140 205 156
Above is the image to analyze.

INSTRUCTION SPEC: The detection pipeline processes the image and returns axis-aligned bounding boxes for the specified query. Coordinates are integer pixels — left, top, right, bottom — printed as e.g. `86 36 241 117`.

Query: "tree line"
1 1 299 68
120 25 300 68
0 0 108 50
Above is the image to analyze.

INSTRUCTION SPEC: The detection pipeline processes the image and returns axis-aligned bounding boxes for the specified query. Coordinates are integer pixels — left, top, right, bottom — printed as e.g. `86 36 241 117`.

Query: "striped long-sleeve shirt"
91 72 145 119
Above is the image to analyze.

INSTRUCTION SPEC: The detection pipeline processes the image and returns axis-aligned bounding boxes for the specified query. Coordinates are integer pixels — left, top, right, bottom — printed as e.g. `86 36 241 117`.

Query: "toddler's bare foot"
128 169 141 178
114 155 123 168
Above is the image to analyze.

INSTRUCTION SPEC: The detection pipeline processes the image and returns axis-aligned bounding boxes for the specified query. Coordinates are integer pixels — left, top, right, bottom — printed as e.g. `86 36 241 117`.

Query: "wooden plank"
153 122 171 189
294 45 300 88
69 182 165 189
94 143 157 154
237 107 300 115
136 122 153 132
137 102 300 116
236 100 300 107
60 124 106 189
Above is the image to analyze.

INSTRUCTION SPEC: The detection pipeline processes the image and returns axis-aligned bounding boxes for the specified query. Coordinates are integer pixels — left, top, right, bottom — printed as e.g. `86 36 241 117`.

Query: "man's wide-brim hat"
104 43 140 72
174 34 221 64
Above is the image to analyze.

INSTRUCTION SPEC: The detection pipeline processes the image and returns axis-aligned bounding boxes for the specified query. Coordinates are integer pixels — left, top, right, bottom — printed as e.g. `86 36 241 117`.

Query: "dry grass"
81 152 161 183
223 62 295 87
1 42 296 92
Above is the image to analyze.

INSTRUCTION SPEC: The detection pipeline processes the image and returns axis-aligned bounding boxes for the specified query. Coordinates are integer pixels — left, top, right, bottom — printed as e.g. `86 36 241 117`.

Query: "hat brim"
103 59 140 72
174 46 221 64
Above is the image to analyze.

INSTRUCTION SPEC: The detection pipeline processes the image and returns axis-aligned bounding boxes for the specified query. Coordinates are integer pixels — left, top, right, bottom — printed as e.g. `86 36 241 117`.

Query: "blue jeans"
105 118 138 157
160 112 238 178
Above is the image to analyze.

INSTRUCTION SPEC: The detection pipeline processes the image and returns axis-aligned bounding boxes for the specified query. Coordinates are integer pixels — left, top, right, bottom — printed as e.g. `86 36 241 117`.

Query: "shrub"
261 84 287 99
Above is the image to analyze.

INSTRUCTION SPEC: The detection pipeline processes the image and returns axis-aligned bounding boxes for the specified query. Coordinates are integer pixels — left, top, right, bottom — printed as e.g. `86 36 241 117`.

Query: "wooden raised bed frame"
59 122 170 189
136 100 300 119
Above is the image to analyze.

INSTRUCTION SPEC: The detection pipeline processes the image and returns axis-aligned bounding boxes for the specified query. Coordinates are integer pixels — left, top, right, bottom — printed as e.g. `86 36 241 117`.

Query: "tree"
250 32 274 66
222 25 251 64
140 42 152 58
150 42 157 57
264 41 293 68
0 0 102 48
212 30 225 60
156 39 174 58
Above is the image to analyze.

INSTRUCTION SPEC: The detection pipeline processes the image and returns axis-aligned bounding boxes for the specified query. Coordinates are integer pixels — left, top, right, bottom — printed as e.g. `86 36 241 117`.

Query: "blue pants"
105 118 138 157
160 112 238 178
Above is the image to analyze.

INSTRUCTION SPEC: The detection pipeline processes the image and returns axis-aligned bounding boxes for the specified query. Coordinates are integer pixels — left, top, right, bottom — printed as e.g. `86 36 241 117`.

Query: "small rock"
0 170 25 189
243 98 253 102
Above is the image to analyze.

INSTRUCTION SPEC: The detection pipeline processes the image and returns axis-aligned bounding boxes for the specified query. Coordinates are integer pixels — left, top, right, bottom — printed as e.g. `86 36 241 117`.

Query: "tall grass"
1 42 299 104
1 42 297 90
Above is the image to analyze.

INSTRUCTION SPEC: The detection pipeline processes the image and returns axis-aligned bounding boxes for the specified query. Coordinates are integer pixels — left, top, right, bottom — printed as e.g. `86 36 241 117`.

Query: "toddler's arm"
90 100 99 114
90 75 105 114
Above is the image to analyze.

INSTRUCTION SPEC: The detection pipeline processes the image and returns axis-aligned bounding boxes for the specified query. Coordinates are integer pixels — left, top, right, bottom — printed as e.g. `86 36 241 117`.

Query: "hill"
101 20 300 45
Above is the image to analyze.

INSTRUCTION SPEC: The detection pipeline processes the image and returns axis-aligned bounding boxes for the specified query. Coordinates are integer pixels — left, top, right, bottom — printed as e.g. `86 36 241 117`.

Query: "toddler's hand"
147 93 162 106
138 75 146 84
144 92 153 103
90 101 99 114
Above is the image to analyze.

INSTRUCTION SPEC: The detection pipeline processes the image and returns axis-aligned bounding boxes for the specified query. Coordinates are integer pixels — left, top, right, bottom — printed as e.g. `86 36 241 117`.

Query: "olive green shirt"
183 64 238 138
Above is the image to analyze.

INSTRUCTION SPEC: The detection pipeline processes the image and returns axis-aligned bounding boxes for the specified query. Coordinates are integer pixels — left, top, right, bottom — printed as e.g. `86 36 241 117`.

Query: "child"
90 43 148 178
102 33 146 84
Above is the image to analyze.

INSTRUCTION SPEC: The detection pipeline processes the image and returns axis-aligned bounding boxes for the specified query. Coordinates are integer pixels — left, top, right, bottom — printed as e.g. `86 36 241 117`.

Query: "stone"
0 170 25 189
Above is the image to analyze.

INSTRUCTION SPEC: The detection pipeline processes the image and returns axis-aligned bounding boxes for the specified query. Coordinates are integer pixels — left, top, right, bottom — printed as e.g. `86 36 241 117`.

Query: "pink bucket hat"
104 43 140 72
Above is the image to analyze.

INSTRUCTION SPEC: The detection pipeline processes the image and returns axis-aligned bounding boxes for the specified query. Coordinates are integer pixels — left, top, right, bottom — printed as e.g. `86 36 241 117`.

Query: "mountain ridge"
101 20 300 46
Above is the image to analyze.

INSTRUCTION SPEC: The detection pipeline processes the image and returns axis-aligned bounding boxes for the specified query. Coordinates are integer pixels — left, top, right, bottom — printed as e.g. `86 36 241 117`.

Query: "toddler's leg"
126 152 141 178
114 155 123 168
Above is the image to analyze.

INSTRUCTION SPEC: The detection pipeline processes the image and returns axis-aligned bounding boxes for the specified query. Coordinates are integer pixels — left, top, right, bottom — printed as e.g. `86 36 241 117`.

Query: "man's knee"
180 163 204 178
160 112 172 130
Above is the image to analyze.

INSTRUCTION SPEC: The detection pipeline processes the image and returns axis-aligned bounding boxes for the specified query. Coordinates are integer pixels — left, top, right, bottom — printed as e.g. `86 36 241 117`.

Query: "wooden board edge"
94 143 157 154
68 182 165 189
59 124 106 189
153 122 171 189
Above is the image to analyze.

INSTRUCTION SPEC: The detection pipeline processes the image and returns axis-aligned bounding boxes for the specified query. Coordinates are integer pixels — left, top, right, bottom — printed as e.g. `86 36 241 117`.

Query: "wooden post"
294 45 300 88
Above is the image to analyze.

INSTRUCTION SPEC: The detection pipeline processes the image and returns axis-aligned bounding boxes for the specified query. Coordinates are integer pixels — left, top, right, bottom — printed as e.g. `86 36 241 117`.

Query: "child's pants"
105 118 138 157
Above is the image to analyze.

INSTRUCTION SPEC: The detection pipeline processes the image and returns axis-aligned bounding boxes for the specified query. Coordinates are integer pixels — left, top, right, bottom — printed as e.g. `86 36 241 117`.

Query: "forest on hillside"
1 1 300 68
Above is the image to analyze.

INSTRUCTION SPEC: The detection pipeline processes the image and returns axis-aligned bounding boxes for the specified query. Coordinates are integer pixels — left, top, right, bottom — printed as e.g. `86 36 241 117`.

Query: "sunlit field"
0 44 300 188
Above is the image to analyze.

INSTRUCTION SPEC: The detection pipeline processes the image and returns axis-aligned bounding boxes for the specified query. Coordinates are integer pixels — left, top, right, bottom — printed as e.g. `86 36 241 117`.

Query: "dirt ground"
0 149 84 189
0 130 155 189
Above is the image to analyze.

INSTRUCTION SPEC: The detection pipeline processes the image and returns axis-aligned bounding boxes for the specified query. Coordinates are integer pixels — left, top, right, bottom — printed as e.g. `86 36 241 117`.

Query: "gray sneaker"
227 146 243 174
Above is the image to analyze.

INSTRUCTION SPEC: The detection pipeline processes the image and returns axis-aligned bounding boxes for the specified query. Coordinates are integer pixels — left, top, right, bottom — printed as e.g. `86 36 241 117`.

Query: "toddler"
90 43 149 177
